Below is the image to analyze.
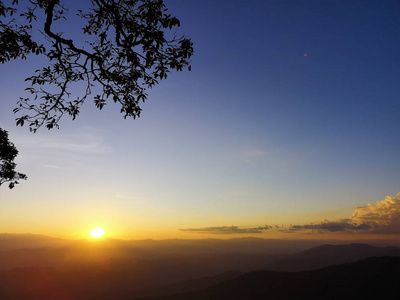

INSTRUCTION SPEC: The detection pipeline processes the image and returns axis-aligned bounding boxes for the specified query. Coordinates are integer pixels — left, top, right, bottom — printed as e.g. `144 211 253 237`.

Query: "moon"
90 227 105 239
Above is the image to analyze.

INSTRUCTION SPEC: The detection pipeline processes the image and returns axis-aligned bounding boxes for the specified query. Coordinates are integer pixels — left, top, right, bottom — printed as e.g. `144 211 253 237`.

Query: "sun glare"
90 227 105 239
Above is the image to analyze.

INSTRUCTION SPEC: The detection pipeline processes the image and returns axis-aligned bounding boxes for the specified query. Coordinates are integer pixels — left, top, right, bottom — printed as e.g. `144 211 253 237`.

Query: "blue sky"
0 0 399 239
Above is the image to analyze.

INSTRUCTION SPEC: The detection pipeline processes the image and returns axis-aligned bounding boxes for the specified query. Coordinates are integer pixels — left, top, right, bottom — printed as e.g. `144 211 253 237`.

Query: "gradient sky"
0 0 399 240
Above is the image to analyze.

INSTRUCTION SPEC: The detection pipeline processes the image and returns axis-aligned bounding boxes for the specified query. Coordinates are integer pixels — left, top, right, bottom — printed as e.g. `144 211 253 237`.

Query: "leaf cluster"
0 0 45 63
1 0 193 131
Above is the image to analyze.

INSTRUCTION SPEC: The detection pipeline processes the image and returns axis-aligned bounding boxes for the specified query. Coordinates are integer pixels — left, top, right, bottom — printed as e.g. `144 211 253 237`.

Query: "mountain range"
144 256 400 300
1 236 400 299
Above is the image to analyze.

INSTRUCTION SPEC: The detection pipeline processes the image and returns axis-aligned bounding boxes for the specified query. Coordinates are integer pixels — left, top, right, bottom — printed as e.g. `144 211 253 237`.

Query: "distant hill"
135 243 400 298
145 256 400 300
1 240 400 299
0 236 328 271
5 233 394 255
0 234 74 251
265 243 400 272
136 270 244 298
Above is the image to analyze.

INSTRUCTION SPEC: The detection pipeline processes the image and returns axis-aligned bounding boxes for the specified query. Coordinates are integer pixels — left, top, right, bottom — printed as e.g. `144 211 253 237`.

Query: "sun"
90 227 106 239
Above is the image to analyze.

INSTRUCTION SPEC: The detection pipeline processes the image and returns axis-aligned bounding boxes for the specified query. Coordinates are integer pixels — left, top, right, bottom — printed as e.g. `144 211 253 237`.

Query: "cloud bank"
180 225 272 234
180 194 400 236
288 193 400 234
288 219 371 233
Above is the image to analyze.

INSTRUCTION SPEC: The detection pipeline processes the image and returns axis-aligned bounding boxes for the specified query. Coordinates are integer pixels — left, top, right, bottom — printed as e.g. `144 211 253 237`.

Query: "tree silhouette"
0 128 27 189
1 0 193 131
0 0 193 188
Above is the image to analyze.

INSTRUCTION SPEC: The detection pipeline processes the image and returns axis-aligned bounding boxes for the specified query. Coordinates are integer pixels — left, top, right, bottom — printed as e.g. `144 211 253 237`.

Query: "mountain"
135 270 244 298
1 240 400 299
265 243 400 272
0 236 322 271
2 234 381 256
0 234 74 251
145 256 400 300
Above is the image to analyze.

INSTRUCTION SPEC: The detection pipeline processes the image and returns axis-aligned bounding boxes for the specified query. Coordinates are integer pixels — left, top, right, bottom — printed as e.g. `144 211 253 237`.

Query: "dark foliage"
0 128 27 189
1 0 193 131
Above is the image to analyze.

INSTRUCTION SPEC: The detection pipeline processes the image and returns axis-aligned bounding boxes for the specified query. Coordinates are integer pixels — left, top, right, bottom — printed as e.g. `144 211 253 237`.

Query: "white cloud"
40 164 62 169
242 149 266 163
40 140 111 155
179 194 400 236
17 128 112 156
287 193 400 234
350 194 400 234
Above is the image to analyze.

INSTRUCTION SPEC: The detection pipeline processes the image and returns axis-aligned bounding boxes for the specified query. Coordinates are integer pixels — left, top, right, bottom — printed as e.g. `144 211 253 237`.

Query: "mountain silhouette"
144 256 400 300
1 239 400 299
265 243 400 272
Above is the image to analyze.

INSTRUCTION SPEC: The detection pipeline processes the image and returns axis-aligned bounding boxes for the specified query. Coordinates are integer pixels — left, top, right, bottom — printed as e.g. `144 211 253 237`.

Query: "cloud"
40 164 62 169
242 149 266 163
16 127 112 156
180 225 272 234
245 150 266 157
288 219 371 233
40 140 111 155
180 194 400 236
350 193 400 234
288 193 400 234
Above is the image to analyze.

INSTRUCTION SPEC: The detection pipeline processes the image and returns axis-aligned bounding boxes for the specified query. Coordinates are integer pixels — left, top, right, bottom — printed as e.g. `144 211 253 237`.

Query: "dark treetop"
0 128 27 188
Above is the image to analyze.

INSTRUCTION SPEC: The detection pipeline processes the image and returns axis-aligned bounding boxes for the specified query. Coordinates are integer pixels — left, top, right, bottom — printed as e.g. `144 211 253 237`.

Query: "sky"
0 0 399 240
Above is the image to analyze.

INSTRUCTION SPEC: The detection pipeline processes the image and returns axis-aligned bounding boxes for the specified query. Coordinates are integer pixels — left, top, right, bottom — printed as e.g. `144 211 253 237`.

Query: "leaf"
16 118 24 127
